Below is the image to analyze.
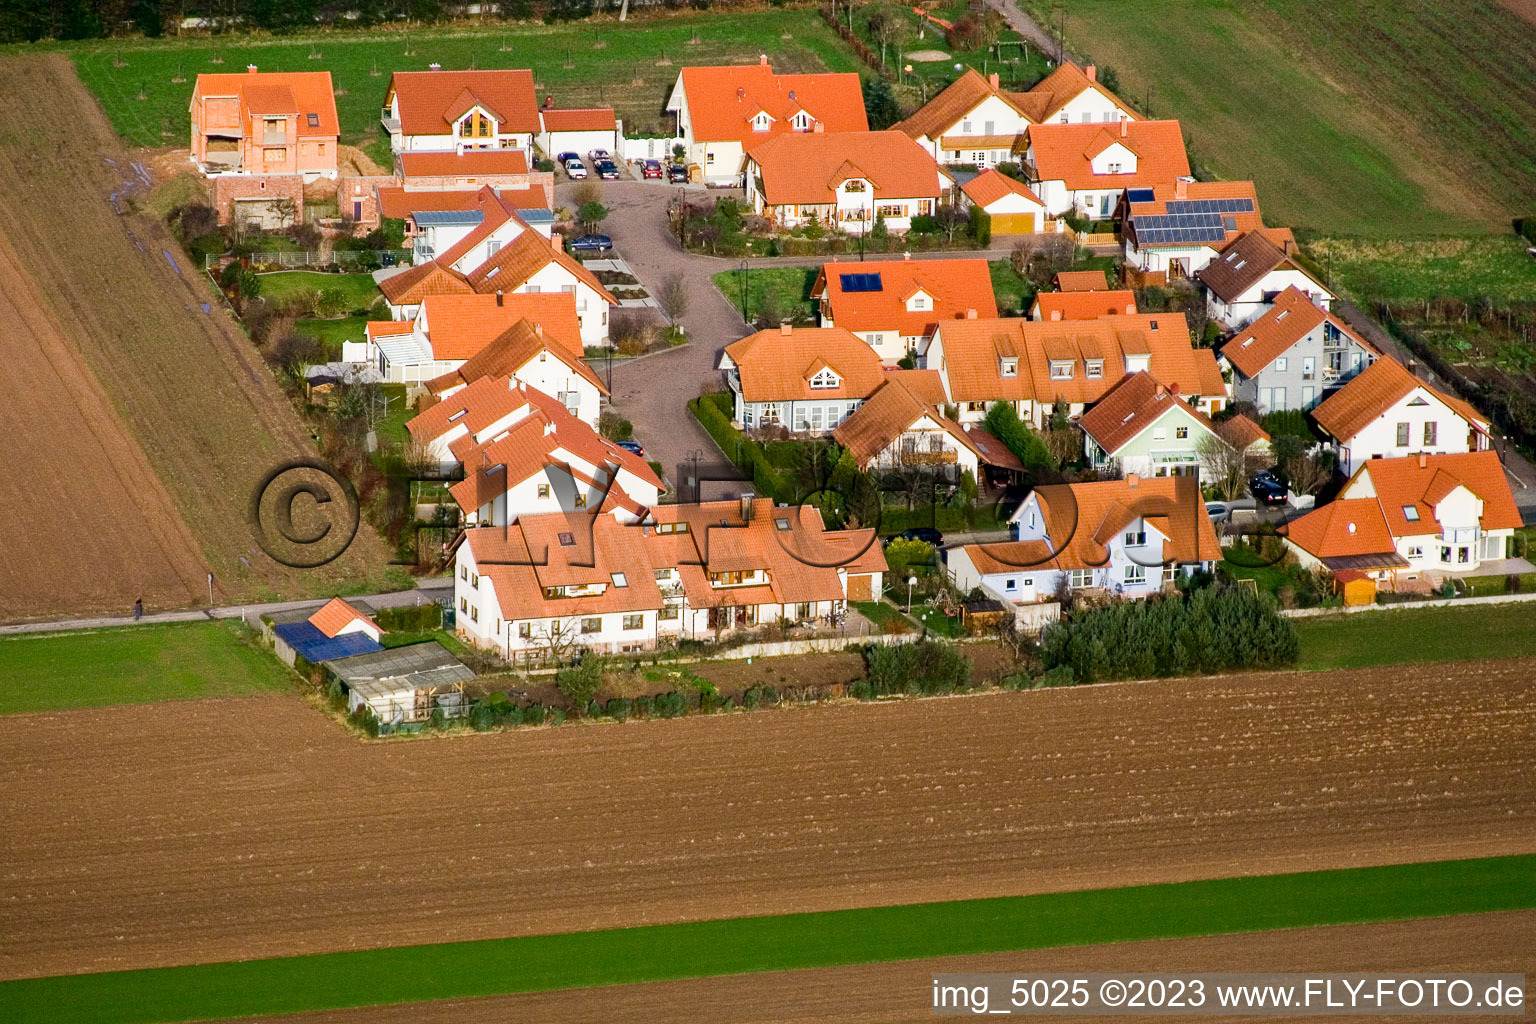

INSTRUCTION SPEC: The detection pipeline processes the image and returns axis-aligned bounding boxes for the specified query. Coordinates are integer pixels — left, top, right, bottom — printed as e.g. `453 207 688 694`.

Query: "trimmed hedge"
1040 585 1298 683
374 604 443 632
689 393 795 503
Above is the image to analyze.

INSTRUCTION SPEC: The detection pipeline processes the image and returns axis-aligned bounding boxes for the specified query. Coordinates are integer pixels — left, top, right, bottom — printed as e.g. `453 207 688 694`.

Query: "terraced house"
454 499 886 657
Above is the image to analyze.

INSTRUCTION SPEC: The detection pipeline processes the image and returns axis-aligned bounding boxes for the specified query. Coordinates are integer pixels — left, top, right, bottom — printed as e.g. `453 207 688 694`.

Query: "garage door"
989 212 1037 234
847 575 872 602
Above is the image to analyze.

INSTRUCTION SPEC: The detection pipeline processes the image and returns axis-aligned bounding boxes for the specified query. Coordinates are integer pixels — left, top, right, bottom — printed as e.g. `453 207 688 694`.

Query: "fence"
1076 231 1119 246
204 249 413 272
1279 590 1536 618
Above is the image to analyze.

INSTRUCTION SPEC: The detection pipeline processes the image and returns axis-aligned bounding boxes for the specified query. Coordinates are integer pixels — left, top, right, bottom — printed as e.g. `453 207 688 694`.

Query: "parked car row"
554 150 692 184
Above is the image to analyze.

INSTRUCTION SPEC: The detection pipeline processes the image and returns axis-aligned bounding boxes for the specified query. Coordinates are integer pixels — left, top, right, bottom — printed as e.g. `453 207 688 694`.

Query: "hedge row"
689 393 796 503
1040 585 1299 683
373 604 443 632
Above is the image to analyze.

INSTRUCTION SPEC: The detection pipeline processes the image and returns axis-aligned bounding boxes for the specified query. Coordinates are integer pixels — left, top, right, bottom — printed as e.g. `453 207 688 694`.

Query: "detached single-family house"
832 371 1024 476
1021 118 1189 218
538 105 623 160
1220 286 1380 414
923 313 1228 426
743 129 952 235
455 499 885 656
810 256 998 363
190 67 339 226
269 598 385 666
897 63 1139 167
1078 371 1222 479
382 67 541 155
1285 451 1520 587
1197 229 1332 329
719 325 887 432
950 474 1218 603
1120 180 1289 280
665 59 868 184
409 376 659 525
1310 356 1493 476
960 168 1047 235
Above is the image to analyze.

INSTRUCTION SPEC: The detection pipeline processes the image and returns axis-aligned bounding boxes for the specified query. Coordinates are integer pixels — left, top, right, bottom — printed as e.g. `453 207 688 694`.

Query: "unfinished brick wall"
336 174 400 230
211 175 306 227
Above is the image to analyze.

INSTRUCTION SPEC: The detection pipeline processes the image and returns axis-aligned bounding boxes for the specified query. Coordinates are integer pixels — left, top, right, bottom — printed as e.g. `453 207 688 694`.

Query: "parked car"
595 159 620 180
1205 501 1232 524
563 158 587 180
614 439 645 457
587 148 611 163
1249 469 1290 506
892 527 944 547
568 234 612 254
556 151 580 164
641 159 663 179
668 163 688 184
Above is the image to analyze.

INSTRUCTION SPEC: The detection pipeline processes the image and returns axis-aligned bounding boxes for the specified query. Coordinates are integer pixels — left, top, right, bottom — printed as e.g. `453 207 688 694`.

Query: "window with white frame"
1124 564 1146 584
1050 361 1073 380
1124 530 1146 547
1086 360 1103 379
1175 426 1189 439
1069 568 1093 588
1004 578 1017 591
809 368 840 389
1276 357 1288 372
1406 544 1424 558
1000 358 1017 377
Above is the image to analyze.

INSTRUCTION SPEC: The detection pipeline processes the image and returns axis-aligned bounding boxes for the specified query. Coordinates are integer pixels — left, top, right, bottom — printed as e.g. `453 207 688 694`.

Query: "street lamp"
906 575 918 615
738 258 750 324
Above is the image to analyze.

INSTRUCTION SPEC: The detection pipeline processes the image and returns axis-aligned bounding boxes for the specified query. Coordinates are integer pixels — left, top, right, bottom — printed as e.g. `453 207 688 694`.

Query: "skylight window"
1241 336 1255 348
775 517 791 531
1276 309 1290 321
448 409 467 422
485 266 500 279
558 532 576 547
307 112 319 128
611 572 628 587
1402 505 1420 522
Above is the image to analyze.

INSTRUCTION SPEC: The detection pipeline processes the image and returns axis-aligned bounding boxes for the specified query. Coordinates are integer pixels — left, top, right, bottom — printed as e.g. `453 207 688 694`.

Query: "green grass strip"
4 855 1532 1023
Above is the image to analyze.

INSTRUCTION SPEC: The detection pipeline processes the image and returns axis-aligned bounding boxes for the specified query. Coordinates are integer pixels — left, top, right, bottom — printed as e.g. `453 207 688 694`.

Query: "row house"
1311 356 1493 476
666 59 868 185
948 474 1219 605
454 499 887 657
407 376 659 526
742 129 953 235
922 313 1229 427
810 256 997 363
719 325 888 432
1220 286 1380 414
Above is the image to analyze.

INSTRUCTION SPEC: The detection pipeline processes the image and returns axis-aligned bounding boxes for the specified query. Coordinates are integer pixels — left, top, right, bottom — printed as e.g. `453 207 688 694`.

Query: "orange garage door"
847 575 872 602
989 211 1037 234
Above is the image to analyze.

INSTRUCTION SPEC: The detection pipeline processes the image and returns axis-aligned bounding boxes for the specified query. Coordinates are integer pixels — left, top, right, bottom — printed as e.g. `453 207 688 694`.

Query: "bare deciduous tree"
1198 433 1247 501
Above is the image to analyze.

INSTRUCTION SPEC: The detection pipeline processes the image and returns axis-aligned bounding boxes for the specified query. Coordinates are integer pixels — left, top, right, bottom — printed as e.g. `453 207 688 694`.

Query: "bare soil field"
230 910 1536 1023
0 53 388 620
1 660 1533 981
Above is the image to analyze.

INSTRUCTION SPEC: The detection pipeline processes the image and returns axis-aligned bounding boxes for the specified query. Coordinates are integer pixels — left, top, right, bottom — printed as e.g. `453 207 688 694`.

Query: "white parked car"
564 158 587 180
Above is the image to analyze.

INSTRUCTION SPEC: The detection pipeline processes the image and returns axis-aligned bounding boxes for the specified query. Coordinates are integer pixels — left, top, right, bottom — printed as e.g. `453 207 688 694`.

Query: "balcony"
262 128 288 146
380 108 400 134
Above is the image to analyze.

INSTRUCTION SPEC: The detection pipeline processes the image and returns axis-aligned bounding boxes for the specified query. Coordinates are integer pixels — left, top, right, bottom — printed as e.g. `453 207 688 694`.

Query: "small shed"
270 598 386 666
328 642 475 729
1333 569 1378 607
962 598 1008 634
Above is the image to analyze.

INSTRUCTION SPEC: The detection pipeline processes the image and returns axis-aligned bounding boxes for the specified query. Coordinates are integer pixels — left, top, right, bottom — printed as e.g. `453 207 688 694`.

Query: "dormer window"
459 111 494 138
809 367 841 389
753 113 771 132
909 295 928 311
1049 361 1073 380
1000 359 1018 377
793 112 811 130
843 179 866 193
1086 359 1104 379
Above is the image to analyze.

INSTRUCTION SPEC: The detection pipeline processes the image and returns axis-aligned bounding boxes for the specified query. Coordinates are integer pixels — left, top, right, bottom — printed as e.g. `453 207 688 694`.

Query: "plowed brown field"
230 910 1536 1023
0 54 387 621
2 660 1533 981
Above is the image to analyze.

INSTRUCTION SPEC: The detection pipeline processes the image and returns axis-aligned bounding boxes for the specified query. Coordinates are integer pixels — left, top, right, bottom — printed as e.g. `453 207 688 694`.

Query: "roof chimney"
759 54 768 65
495 290 504 306
550 231 562 252
989 72 1000 89
428 62 441 71
534 321 543 336
1125 303 1136 314
1169 381 1180 396
741 492 757 519
1174 178 1188 199
1418 452 1428 468
780 322 793 336
737 86 746 100
247 64 258 74
1125 472 1138 488
965 308 978 320
812 121 825 133
544 95 553 109
1050 309 1062 322
1120 117 1128 138
903 251 911 261
1085 64 1097 82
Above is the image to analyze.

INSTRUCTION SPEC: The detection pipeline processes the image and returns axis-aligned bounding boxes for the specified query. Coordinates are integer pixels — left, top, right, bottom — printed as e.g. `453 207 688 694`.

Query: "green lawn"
379 631 471 656
294 314 370 359
850 599 911 629
258 272 382 312
1295 602 1536 671
55 12 860 147
0 622 292 714
2 854 1528 1023
1043 0 1536 235
711 266 819 324
1305 235 1536 304
987 259 1034 316
910 602 964 637
375 384 413 448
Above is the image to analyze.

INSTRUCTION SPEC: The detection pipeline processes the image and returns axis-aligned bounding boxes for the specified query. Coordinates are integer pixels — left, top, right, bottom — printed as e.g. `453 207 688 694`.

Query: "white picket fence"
204 250 412 272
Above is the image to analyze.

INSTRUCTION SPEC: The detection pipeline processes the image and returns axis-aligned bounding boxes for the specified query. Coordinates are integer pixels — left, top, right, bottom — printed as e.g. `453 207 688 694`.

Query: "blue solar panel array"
1133 198 1255 245
274 622 384 663
839 272 883 293
1125 188 1155 204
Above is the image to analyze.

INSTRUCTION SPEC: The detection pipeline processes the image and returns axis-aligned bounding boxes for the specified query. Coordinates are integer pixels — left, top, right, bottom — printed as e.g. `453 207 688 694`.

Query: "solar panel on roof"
839 272 883 293
1126 188 1155 204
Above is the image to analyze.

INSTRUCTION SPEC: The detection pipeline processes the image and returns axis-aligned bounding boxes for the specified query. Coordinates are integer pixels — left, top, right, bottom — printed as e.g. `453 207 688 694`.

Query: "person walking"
133 597 143 621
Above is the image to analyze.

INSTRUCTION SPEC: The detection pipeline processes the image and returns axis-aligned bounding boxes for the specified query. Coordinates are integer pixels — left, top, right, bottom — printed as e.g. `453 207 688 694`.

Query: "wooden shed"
1333 569 1378 607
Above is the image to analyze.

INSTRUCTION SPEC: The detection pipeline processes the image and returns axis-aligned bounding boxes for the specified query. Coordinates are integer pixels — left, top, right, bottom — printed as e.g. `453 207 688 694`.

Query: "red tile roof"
463 229 618 304
746 130 949 206
1055 270 1108 292
1284 498 1401 563
307 598 380 638
1125 180 1266 251
1014 62 1139 124
424 315 605 397
1023 119 1189 190
1216 414 1270 450
1221 287 1379 378
398 149 530 179
1311 356 1490 443
377 184 550 220
1033 289 1138 321
812 257 998 339
832 376 983 467
386 69 541 136
193 71 339 137
377 261 473 305
960 168 1044 209
541 107 616 131
1347 451 1520 536
723 327 888 402
895 69 1029 142
677 64 867 144
1196 229 1314 302
1077 371 1217 454
418 292 583 361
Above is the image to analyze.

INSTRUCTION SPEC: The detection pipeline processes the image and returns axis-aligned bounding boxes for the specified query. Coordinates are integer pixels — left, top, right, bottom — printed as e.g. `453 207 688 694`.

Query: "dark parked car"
1249 469 1290 506
641 159 663 179
894 527 944 547
668 163 688 184
556 151 580 164
614 439 645 457
568 234 612 254
596 159 620 180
